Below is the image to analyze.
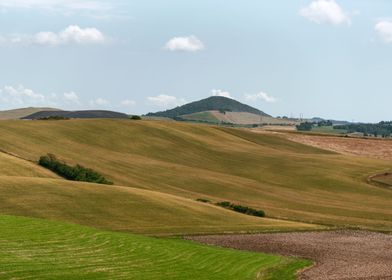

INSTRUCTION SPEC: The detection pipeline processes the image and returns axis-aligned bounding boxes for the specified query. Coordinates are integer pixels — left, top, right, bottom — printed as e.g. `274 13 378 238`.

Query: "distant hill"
0 107 60 120
181 111 300 125
146 96 271 119
23 110 129 120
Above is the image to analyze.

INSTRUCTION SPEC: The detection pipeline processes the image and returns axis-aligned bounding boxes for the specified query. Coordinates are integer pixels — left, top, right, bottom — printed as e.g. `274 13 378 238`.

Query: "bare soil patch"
284 134 392 161
186 231 392 280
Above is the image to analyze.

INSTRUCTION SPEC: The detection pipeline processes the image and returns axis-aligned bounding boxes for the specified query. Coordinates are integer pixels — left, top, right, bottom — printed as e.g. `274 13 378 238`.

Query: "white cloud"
147 94 186 109
0 85 46 105
211 89 233 99
375 20 392 43
0 85 80 108
120 99 136 107
0 25 107 46
0 1 128 20
164 35 204 52
300 0 351 26
245 92 277 103
89 98 109 107
35 25 106 46
63 91 80 103
0 0 112 12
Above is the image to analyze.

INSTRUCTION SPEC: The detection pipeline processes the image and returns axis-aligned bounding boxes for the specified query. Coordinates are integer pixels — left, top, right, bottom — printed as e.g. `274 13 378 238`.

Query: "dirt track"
186 231 392 280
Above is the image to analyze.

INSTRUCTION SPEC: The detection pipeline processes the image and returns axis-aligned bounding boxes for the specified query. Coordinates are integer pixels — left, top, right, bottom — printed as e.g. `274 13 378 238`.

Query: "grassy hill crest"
0 119 390 231
146 96 271 119
0 107 60 120
23 110 129 120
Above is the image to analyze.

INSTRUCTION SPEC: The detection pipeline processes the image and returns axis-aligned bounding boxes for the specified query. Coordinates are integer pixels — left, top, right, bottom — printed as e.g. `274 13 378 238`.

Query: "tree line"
39 154 113 185
335 121 392 138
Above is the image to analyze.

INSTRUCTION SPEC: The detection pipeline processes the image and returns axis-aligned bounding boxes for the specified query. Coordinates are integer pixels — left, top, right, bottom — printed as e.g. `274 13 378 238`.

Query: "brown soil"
186 231 392 280
284 134 392 161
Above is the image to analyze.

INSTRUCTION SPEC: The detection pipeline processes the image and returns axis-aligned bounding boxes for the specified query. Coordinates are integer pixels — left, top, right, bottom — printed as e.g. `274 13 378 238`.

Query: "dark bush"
196 198 211 203
38 116 70 120
38 154 113 185
130 115 142 120
216 201 231 208
296 122 314 131
216 201 265 217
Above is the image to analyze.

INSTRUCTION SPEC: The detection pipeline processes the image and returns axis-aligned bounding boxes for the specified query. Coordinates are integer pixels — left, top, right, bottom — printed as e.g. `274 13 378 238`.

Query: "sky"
0 0 391 122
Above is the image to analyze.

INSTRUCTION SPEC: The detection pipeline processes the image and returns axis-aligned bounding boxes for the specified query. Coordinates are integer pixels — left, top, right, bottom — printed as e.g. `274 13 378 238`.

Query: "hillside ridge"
0 107 60 120
23 110 129 120
146 96 270 119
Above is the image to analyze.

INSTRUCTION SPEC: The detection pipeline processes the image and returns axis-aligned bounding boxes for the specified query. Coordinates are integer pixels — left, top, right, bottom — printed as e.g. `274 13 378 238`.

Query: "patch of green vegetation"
335 121 392 138
263 259 313 280
130 115 142 120
0 215 310 280
296 122 313 131
38 153 113 185
38 116 70 120
217 201 265 217
196 198 211 203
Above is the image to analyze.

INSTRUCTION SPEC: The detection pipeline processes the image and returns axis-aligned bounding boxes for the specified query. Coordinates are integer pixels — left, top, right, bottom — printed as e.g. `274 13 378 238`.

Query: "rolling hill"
146 96 271 119
23 110 129 120
0 119 391 231
0 177 313 235
181 111 300 125
0 134 314 235
0 107 60 120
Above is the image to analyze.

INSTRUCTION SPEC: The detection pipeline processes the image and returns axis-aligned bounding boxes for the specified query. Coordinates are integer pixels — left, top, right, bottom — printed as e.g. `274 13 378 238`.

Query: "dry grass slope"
0 177 314 235
0 107 59 120
0 119 391 231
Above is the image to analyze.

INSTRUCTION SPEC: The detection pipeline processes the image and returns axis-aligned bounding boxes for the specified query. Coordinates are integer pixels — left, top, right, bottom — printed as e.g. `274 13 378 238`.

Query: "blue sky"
0 0 391 122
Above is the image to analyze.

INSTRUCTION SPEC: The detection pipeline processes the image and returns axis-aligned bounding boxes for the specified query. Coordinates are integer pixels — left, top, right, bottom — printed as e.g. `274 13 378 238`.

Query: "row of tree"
39 154 113 185
216 201 265 217
334 122 392 138
296 122 314 131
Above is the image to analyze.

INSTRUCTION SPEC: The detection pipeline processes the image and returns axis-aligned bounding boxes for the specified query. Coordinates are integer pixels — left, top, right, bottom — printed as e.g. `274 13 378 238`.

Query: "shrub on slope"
39 154 113 185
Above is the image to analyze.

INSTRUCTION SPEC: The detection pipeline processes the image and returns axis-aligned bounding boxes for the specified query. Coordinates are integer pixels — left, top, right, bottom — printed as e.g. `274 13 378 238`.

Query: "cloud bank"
211 89 232 99
300 0 351 26
164 36 204 52
245 92 277 103
0 0 112 13
0 25 107 46
147 94 186 109
375 20 392 43
0 85 80 108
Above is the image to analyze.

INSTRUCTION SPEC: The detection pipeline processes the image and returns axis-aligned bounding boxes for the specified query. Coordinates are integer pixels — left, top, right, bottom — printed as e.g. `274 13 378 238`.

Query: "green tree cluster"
216 201 265 217
38 154 113 185
335 121 392 138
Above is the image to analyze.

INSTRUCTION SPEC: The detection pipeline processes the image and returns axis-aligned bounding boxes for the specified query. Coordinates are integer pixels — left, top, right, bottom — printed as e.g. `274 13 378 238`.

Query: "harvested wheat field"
284 133 392 161
187 231 392 280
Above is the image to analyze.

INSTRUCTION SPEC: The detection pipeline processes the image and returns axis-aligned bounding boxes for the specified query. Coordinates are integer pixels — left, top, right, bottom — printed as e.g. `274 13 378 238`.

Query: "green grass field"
0 215 310 280
0 119 390 231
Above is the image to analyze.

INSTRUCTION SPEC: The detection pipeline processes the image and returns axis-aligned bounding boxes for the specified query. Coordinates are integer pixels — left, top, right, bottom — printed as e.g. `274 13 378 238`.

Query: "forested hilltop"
146 96 270 119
